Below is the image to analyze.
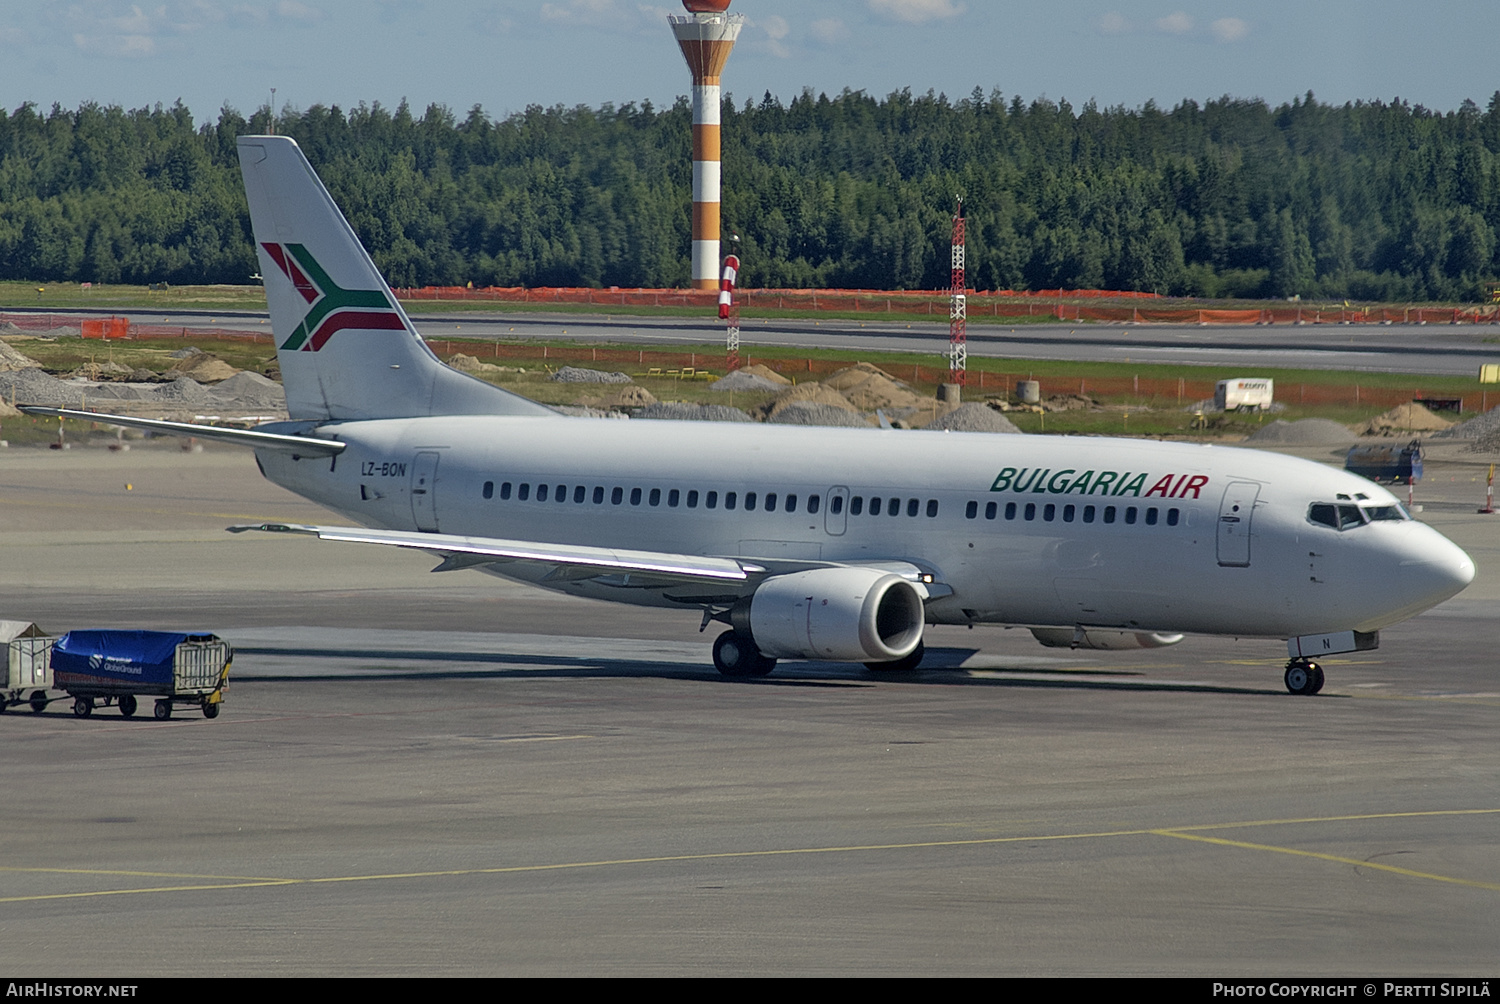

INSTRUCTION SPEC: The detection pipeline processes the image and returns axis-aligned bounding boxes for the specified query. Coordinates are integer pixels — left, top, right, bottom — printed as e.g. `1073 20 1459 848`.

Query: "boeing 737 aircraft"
25 136 1476 694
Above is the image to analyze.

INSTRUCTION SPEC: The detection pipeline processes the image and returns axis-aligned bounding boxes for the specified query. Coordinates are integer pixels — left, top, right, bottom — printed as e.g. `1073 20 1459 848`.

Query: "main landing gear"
1284 658 1325 696
712 631 777 678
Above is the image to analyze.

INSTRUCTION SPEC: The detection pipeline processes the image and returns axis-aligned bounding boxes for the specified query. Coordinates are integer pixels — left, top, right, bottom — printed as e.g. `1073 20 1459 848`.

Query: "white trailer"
1 621 54 714
1215 378 1274 412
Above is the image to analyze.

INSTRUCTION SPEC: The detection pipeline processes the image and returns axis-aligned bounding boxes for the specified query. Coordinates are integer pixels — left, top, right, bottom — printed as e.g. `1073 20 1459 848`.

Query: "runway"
0 445 1496 975
71 306 1500 376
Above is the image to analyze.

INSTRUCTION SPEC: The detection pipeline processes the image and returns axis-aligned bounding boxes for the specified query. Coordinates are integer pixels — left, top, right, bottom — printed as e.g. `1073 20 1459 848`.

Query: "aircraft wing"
226 522 763 583
18 407 345 457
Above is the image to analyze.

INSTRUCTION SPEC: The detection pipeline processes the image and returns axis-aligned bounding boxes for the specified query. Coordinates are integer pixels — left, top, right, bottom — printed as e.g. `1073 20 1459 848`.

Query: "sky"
2 1 1494 125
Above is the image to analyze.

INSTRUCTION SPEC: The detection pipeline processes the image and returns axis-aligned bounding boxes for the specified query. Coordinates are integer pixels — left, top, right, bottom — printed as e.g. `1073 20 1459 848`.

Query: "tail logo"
262 242 405 351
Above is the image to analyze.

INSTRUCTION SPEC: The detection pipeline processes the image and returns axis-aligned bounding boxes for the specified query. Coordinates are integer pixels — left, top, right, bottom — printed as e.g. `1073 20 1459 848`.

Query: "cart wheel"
118 694 137 718
73 697 92 718
202 702 220 720
153 700 172 721
30 691 46 714
0 698 8 714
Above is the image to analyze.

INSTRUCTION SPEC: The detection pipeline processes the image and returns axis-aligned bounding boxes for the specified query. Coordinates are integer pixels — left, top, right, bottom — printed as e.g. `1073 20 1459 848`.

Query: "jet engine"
1030 628 1184 650
732 568 925 662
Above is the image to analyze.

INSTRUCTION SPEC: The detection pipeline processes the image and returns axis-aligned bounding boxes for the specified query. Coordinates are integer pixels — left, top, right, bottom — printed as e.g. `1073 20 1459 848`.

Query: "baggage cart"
0 621 55 714
1345 440 1423 485
51 631 232 720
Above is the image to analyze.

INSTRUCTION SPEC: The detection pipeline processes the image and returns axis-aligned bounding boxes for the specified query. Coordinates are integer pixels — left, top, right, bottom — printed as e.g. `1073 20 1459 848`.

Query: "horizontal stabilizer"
18 407 345 456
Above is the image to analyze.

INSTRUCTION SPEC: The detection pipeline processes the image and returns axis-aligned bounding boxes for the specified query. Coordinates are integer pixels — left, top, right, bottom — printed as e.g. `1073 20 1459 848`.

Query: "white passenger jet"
24 137 1476 694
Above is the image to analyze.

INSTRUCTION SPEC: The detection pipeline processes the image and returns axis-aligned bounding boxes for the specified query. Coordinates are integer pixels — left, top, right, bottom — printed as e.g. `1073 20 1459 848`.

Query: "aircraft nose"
1396 524 1475 606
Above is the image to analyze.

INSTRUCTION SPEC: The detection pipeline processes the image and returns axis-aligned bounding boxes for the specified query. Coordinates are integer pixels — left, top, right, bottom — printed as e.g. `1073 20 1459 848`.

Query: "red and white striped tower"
670 1 743 290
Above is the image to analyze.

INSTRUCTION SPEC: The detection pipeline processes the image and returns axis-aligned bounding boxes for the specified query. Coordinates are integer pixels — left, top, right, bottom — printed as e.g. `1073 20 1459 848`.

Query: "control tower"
669 1 743 290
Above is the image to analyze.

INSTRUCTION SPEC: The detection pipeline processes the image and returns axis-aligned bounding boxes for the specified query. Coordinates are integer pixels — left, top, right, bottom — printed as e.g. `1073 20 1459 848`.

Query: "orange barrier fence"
81 317 130 339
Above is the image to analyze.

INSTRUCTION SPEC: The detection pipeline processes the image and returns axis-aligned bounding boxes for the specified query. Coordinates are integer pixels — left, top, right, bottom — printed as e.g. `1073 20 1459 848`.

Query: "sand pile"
754 382 860 422
1245 419 1358 446
1044 394 1095 412
1360 403 1453 437
924 403 1023 433
635 402 753 422
738 364 792 385
0 340 40 371
580 385 657 409
550 366 632 384
447 353 514 377
769 402 872 427
168 353 239 383
823 363 927 411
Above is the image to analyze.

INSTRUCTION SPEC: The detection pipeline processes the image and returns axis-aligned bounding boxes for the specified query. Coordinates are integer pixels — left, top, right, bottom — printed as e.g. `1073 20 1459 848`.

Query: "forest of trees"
3 88 1500 300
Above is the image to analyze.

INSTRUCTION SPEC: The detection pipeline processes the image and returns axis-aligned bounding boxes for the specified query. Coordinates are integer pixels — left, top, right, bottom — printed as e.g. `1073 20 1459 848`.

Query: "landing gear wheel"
1284 659 1324 696
73 697 92 718
153 700 172 721
0 698 7 714
713 631 776 678
118 694 137 718
202 702 220 720
865 640 926 672
31 691 47 714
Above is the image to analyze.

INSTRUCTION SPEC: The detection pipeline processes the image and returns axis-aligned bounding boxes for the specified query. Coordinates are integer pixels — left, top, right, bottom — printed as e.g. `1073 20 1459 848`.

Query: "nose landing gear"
1284 659 1325 695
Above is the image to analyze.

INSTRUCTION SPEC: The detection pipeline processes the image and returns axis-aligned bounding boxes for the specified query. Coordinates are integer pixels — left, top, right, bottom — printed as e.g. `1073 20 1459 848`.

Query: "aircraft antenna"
948 198 967 387
669 2 743 290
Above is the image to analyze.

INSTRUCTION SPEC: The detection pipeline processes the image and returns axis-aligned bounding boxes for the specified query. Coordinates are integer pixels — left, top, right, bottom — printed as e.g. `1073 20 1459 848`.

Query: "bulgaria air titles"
991 467 1211 500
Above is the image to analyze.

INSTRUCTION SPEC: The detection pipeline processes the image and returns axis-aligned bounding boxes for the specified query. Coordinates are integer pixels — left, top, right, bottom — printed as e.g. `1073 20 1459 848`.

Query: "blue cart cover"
52 631 200 687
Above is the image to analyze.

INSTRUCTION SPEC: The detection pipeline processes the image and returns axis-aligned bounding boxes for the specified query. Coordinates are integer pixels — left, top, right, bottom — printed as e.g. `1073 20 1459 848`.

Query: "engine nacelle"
1030 628 1184 650
734 568 925 662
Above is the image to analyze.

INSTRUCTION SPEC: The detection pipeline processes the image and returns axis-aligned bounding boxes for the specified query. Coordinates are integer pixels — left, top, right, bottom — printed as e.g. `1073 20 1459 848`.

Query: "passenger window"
745 492 757 511
593 486 604 504
574 486 586 504
1002 502 1013 520
483 481 494 500
1083 504 1095 523
611 487 623 505
1063 504 1075 523
825 496 838 515
889 497 901 517
556 485 567 504
927 500 938 517
869 497 881 516
725 492 737 510
785 494 797 513
807 495 820 514
850 496 862 515
668 489 680 507
536 484 548 502
966 501 978 519
1167 507 1180 526
519 483 531 501
906 498 919 517
1104 506 1116 524
687 490 699 508
1043 503 1056 522
649 488 661 506
630 488 642 505
765 493 776 512
500 482 513 500
1024 503 1036 521
1145 507 1158 526
985 501 997 520
1125 506 1138 525
706 491 719 509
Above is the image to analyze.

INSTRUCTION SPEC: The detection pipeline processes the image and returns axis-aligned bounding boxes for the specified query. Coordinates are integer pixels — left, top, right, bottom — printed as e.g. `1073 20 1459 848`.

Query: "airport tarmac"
1 443 1497 976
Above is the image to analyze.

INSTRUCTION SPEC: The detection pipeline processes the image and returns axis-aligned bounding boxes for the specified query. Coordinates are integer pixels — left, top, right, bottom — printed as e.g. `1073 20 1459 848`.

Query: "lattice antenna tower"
949 198 967 386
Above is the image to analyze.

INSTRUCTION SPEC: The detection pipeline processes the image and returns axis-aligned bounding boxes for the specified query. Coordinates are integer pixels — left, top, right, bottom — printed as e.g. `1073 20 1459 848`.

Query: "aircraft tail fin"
237 136 553 422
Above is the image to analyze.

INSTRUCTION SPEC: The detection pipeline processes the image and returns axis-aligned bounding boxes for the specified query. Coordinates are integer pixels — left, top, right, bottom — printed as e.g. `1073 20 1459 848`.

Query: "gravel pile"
550 366 633 384
0 340 40 370
1431 405 1500 440
768 402 871 427
710 370 785 392
0 367 284 413
924 403 1023 433
1244 418 1357 446
210 371 286 410
634 402 753 422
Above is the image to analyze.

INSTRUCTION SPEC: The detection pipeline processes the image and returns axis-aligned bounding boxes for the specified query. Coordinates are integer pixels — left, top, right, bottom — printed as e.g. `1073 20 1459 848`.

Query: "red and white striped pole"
721 253 740 371
670 3 742 291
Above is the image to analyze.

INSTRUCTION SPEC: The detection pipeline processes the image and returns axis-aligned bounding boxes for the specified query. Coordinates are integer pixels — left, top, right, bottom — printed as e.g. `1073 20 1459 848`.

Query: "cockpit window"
1309 500 1410 529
